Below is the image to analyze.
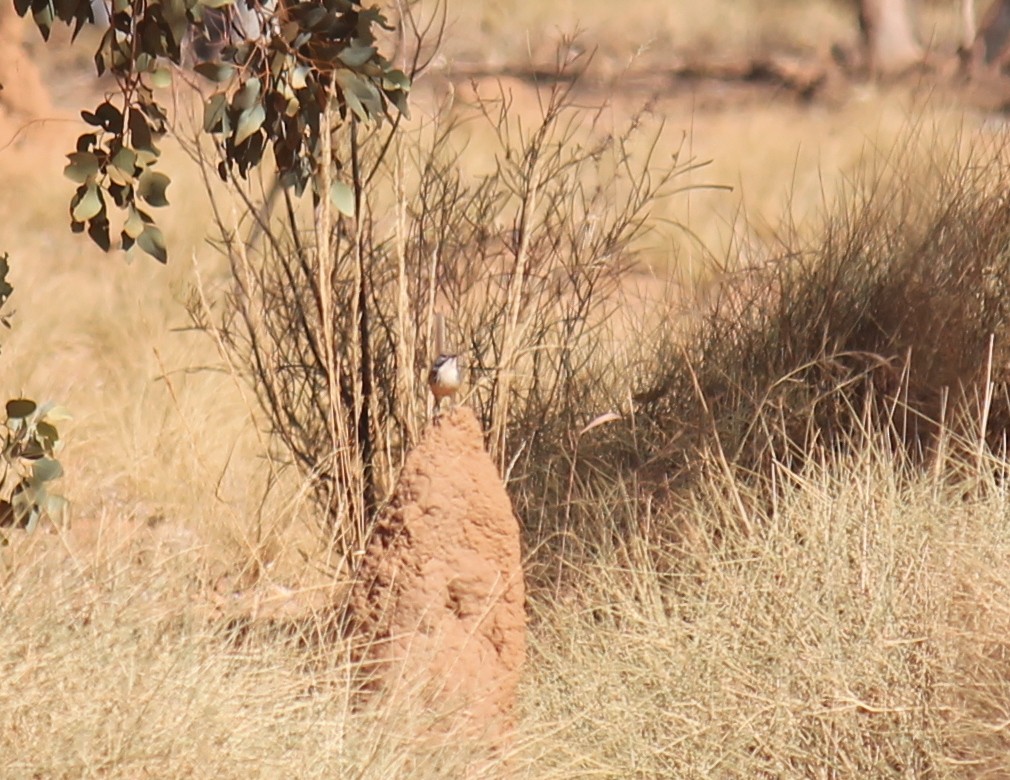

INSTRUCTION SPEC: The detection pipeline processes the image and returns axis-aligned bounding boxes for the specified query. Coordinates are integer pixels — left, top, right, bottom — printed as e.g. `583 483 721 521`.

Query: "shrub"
0 254 66 538
188 43 700 561
634 127 1010 488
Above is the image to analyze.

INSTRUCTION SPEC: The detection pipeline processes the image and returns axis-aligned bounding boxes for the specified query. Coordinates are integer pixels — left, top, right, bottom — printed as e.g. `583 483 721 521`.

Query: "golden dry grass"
526 443 1010 776
2 1 1010 776
6 432 1010 776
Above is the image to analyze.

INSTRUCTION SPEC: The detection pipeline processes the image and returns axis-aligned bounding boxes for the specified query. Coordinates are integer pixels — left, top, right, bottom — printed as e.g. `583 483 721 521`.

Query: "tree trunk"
977 0 1010 66
963 0 978 52
858 0 923 74
0 4 51 118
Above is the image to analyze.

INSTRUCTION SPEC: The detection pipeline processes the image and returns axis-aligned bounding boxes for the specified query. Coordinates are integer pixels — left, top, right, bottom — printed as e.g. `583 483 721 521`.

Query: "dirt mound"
348 406 526 739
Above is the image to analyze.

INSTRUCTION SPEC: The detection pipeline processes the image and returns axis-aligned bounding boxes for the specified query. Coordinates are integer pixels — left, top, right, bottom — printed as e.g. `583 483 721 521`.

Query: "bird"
428 354 461 416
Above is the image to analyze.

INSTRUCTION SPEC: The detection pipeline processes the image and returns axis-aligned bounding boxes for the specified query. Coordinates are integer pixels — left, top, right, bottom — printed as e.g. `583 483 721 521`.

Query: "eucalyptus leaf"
0 253 12 307
64 151 99 183
234 105 266 146
338 43 377 68
72 183 103 223
23 507 40 534
203 92 228 133
111 146 137 177
150 68 172 88
135 52 155 73
290 65 310 90
194 61 235 83
123 206 145 238
87 216 111 252
32 458 64 483
128 109 156 154
233 78 262 111
35 421 59 450
84 101 123 132
137 225 168 263
138 170 171 207
20 440 43 459
330 180 355 217
382 69 411 91
334 70 382 122
6 399 36 419
390 89 410 120
32 4 54 40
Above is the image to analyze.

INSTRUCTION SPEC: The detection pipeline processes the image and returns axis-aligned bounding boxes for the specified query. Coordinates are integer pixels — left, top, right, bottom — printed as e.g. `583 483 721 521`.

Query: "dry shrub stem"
185 36 697 560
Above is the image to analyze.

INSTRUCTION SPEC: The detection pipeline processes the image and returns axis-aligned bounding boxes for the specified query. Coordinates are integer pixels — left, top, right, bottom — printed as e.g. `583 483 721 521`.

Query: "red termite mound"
348 406 526 738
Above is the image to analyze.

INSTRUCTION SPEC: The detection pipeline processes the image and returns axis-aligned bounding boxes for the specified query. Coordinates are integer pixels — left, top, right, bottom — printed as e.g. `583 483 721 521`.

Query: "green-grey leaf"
137 170 171 207
199 0 234 8
35 420 59 449
233 77 262 111
0 253 12 306
32 4 54 40
111 146 137 177
382 69 411 91
136 53 155 73
291 65 310 90
72 183 103 222
64 151 99 183
234 104 265 146
6 399 36 419
163 0 189 42
334 70 382 122
23 507 40 534
123 206 145 239
330 180 355 217
338 43 377 68
390 89 410 119
32 458 63 483
194 61 235 83
151 67 172 88
203 92 228 133
137 225 168 263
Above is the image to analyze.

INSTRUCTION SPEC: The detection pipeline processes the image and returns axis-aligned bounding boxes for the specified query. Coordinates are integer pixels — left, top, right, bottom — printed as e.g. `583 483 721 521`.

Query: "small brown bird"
428 354 461 415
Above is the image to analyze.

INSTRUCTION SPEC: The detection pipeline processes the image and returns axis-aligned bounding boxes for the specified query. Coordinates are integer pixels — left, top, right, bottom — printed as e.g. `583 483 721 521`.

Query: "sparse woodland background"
4 0 1010 776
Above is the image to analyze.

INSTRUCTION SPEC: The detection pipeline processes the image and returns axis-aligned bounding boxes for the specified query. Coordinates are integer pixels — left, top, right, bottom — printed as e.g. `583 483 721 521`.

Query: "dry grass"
3 2 1010 776
6 433 1010 777
526 439 1010 777
0 524 506 778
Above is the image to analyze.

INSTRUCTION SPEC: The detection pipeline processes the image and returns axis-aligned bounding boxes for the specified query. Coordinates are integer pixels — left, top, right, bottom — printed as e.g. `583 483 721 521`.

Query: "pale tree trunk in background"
963 0 978 51
859 0 923 73
0 3 52 117
977 0 1010 65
